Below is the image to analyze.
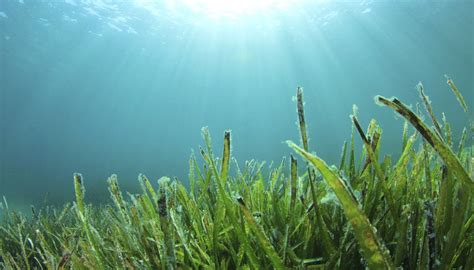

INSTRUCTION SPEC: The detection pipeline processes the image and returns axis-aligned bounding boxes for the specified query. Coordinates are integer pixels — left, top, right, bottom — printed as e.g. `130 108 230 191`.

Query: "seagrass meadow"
0 77 473 269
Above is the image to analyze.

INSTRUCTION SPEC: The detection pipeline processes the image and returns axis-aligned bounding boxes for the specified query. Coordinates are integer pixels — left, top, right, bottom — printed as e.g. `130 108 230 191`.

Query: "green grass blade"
376 96 474 191
220 130 231 182
296 86 310 151
445 75 468 112
287 141 395 269
349 105 358 180
352 115 398 218
72 173 106 268
339 141 348 171
157 177 177 270
295 86 335 256
237 198 285 269
417 82 443 136
289 154 297 221
73 173 85 216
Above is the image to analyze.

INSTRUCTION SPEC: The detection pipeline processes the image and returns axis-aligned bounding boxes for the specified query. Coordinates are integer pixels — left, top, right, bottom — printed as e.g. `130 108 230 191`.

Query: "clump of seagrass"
0 76 472 269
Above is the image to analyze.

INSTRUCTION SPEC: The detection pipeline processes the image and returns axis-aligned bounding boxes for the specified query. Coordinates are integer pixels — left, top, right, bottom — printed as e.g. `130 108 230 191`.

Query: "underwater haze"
0 0 473 210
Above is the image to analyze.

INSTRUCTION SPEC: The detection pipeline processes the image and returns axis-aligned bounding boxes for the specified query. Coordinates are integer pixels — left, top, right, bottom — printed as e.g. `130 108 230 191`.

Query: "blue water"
1 0 473 210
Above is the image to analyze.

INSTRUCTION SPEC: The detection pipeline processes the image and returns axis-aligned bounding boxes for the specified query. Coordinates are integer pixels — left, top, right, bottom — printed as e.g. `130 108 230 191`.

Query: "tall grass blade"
220 130 231 182
445 75 468 112
72 173 105 268
417 82 443 137
352 115 398 218
295 86 336 256
376 96 474 191
157 177 177 270
287 141 395 269
237 198 285 269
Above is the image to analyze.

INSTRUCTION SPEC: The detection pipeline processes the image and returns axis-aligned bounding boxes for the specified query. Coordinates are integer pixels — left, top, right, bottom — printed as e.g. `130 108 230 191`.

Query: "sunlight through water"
182 0 304 18
136 0 312 20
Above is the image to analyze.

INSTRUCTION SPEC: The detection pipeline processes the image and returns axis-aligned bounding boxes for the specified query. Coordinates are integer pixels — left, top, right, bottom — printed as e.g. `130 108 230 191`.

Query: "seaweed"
286 140 395 269
445 74 469 113
0 76 472 269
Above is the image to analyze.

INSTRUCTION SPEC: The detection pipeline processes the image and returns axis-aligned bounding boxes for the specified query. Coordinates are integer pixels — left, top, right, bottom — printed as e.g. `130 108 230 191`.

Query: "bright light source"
182 0 302 18
135 0 313 22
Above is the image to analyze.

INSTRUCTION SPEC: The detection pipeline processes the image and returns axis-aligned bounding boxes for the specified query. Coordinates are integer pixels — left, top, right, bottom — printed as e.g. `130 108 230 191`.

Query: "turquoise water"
0 0 473 209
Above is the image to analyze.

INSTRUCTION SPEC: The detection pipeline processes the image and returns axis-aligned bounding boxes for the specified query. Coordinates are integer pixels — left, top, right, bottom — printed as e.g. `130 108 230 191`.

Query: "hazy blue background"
1 0 473 210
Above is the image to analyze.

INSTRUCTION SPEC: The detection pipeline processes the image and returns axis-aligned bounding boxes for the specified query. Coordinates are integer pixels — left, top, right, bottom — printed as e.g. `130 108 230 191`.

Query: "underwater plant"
0 76 473 269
